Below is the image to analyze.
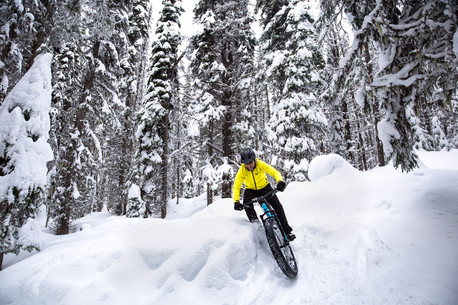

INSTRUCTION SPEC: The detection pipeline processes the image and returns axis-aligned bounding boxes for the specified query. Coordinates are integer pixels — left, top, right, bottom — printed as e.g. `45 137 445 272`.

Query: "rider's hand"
276 181 286 192
234 201 244 211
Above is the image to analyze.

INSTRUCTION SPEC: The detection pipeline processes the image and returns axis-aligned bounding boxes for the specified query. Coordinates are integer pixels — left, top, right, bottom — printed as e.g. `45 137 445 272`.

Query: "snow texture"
1 150 457 305
377 118 401 156
308 153 357 182
0 53 54 202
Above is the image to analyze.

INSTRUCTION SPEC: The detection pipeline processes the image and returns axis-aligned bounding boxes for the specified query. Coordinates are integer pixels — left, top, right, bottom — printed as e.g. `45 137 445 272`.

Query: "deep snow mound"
1 150 457 305
0 214 263 305
308 153 358 182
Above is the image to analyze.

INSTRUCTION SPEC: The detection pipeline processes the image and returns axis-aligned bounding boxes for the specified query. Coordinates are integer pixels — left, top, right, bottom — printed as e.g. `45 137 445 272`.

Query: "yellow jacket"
232 158 283 202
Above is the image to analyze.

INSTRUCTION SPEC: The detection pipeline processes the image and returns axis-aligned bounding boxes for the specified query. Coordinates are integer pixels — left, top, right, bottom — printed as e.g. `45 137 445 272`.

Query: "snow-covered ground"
1 150 457 305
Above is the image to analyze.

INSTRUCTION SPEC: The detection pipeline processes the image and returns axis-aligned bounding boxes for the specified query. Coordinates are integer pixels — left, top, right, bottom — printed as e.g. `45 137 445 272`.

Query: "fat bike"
244 189 298 279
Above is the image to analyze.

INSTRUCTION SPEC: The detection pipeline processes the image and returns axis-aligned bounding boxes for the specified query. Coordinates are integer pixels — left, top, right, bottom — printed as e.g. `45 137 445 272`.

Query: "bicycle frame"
244 189 289 242
260 202 275 220
244 189 276 220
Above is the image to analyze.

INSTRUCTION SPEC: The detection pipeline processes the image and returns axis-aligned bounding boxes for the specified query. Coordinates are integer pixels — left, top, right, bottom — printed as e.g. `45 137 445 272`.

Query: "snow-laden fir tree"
79 0 139 215
96 1 140 215
189 0 256 203
0 0 55 103
136 0 183 218
257 0 326 181
47 0 112 232
0 53 53 271
367 0 457 171
47 0 145 232
124 0 152 217
316 0 384 170
47 0 90 235
319 0 457 172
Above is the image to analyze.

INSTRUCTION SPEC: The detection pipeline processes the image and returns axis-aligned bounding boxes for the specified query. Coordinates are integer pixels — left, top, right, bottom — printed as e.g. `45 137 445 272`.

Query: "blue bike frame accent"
260 201 289 242
260 202 274 219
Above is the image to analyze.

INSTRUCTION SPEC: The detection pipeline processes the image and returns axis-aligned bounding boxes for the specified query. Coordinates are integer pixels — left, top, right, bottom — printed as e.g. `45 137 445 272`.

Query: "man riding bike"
233 148 295 241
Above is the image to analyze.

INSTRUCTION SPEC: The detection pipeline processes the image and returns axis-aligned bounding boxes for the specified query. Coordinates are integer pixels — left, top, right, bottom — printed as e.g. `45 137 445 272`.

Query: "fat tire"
264 218 298 279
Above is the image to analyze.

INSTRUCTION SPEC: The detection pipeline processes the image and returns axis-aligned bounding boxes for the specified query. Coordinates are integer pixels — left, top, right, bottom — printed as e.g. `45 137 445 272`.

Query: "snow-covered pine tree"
48 0 142 231
47 0 86 234
369 0 457 171
0 0 55 103
68 0 136 215
46 0 102 234
229 14 259 153
0 53 53 271
124 0 152 217
136 0 183 218
189 0 256 202
96 1 139 215
316 0 383 170
257 0 326 181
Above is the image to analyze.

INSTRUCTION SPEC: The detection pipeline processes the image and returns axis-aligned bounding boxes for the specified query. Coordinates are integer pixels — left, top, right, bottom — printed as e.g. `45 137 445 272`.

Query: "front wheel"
264 218 298 279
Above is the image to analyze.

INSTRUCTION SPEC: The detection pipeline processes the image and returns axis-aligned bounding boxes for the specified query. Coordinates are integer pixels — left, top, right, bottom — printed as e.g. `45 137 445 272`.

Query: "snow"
1 150 458 305
308 153 357 181
0 53 54 202
377 118 401 156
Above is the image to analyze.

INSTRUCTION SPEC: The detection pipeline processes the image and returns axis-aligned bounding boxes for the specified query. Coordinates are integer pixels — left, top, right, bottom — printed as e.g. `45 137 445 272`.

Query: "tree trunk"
363 41 385 167
221 108 232 198
161 113 169 219
373 112 386 167
207 183 213 206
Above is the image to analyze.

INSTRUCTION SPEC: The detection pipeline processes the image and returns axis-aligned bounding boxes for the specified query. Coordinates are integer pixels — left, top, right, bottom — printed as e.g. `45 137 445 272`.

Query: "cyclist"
233 148 295 241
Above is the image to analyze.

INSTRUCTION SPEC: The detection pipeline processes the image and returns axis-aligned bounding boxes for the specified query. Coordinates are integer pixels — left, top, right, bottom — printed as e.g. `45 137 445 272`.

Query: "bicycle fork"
259 202 291 244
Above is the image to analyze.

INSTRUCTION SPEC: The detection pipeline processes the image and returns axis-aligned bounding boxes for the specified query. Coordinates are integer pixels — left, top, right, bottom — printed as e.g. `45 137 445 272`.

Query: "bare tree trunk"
161 113 169 219
207 183 213 206
363 41 385 167
221 107 232 198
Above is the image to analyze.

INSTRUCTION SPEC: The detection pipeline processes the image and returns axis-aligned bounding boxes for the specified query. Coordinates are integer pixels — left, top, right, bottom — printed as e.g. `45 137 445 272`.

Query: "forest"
0 0 457 269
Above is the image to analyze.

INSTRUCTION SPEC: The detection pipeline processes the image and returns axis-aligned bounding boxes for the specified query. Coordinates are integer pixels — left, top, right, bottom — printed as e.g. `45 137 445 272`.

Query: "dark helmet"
240 148 256 164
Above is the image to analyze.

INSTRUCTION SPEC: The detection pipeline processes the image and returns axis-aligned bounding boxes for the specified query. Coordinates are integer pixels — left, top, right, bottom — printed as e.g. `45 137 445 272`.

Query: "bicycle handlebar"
243 188 278 207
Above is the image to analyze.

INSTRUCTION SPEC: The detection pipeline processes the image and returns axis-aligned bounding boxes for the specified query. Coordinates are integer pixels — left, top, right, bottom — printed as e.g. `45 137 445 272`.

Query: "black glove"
234 201 244 211
276 181 286 192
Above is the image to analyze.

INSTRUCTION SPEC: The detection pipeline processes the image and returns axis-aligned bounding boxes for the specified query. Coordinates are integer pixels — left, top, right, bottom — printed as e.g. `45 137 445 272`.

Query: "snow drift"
1 150 457 305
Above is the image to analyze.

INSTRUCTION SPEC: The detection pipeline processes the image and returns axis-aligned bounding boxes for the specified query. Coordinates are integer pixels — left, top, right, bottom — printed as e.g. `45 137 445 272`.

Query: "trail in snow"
0 150 457 305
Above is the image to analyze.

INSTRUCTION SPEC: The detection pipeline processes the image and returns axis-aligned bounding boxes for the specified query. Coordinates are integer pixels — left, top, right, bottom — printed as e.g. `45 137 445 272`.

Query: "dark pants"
243 184 293 234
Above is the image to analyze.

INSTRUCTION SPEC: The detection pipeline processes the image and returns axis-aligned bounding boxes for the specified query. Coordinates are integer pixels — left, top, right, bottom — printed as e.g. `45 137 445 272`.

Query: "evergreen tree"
317 1 383 170
48 43 85 234
47 0 97 234
317 0 457 172
47 0 148 231
136 0 183 218
0 53 53 270
370 0 457 171
189 0 256 202
97 1 139 215
0 0 55 103
124 0 152 216
257 0 326 181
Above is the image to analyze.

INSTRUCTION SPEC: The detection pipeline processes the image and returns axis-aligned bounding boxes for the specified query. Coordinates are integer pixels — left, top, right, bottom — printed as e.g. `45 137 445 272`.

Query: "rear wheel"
264 217 298 279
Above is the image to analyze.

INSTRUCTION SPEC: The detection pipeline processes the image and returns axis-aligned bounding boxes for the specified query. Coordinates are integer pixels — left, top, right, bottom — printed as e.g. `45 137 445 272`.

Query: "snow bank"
417 149 458 170
0 214 262 305
1 150 457 305
308 153 358 181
